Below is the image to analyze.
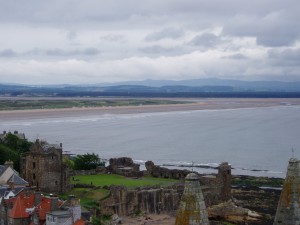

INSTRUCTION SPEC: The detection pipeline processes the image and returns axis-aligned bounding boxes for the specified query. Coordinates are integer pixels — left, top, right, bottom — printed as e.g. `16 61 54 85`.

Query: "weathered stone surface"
108 157 143 177
99 160 231 218
146 161 232 206
175 173 210 225
20 139 71 193
274 158 300 225
99 185 181 216
145 160 190 179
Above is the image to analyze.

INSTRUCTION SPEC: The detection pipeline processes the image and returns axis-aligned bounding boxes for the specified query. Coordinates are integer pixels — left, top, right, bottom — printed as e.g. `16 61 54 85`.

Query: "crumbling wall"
145 161 231 205
99 185 182 216
20 140 71 193
99 159 231 216
107 157 143 177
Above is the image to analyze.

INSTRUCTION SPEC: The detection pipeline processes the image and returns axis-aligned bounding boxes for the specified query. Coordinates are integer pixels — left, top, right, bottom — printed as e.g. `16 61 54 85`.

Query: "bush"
73 153 105 170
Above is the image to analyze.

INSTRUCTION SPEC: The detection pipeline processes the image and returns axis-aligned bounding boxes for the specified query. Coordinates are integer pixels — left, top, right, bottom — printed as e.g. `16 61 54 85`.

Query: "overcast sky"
0 0 300 85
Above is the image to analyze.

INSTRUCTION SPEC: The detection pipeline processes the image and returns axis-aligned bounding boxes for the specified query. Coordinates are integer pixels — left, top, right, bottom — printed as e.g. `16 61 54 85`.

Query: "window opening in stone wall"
33 173 36 180
33 162 36 169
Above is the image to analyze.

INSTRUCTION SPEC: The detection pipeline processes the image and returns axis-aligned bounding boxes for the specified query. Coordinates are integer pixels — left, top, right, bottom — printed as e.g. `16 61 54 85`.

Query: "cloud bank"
0 0 299 84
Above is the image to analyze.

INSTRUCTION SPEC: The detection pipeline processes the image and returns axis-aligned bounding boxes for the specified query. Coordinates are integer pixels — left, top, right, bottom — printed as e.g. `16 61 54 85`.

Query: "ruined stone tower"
274 158 300 225
21 139 70 193
175 173 209 225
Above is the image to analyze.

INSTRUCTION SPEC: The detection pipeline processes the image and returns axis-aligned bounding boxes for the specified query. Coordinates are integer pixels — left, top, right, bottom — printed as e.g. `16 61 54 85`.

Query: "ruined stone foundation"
175 173 209 225
274 158 300 225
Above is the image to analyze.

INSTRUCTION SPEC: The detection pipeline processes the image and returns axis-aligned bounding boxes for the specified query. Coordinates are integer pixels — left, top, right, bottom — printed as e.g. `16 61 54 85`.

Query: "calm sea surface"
1 106 300 178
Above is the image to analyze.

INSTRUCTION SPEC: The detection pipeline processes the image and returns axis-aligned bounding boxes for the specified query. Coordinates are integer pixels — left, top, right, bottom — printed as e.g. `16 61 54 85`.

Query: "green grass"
71 174 178 188
60 187 110 210
0 99 189 111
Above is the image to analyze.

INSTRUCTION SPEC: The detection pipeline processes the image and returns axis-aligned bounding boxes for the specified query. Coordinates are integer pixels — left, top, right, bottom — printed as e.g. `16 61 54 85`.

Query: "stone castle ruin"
21 139 71 193
146 161 232 205
99 160 231 216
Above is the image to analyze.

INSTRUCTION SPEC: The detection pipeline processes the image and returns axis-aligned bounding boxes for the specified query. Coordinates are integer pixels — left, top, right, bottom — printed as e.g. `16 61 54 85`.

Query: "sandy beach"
1 98 300 120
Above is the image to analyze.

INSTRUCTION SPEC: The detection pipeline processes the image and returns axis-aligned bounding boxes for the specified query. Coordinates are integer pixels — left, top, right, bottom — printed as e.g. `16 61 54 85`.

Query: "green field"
72 174 178 188
65 174 179 210
0 99 188 110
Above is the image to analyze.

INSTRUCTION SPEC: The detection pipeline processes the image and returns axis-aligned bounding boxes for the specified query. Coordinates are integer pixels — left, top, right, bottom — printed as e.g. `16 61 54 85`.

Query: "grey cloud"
145 28 184 41
99 34 126 42
223 54 248 60
46 48 100 56
139 45 179 55
0 49 17 57
189 33 219 47
1 0 300 84
67 30 77 41
268 48 300 66
223 10 300 47
23 48 100 57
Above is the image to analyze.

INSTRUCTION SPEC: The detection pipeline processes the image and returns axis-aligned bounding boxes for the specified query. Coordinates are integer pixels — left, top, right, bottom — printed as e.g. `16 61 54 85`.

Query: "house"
0 131 26 142
0 161 28 190
21 139 71 193
0 190 85 225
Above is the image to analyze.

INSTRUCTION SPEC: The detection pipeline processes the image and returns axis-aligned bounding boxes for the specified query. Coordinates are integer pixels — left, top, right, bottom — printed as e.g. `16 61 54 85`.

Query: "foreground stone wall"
99 161 232 216
145 161 232 205
71 166 106 176
99 185 182 216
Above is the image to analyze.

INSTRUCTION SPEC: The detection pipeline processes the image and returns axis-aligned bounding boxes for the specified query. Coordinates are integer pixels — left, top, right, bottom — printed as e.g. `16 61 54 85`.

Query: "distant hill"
1 78 300 98
97 78 300 91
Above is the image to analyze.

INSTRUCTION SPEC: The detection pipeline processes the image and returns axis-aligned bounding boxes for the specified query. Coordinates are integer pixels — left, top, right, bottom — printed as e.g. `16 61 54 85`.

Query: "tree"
0 133 32 172
73 153 105 170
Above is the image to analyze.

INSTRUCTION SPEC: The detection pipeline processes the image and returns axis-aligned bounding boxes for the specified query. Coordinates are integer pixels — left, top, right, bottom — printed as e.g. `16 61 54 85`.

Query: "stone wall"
20 140 71 193
99 185 182 216
99 161 232 216
71 166 106 176
107 157 143 177
145 161 231 205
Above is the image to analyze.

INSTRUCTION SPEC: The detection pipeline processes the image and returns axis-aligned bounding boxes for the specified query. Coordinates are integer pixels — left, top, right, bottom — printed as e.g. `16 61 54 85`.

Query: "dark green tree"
73 153 105 170
0 133 32 172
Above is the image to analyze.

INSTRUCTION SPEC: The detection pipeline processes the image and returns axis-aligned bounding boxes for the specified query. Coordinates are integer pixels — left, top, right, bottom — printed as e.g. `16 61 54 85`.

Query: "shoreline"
1 98 300 120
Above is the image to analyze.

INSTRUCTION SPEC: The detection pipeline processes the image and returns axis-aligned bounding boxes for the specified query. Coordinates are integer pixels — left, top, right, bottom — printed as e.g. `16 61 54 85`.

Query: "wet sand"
1 98 300 120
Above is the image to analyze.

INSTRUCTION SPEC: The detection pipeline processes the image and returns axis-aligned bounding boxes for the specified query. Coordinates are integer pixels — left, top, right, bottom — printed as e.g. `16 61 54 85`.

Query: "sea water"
1 105 300 178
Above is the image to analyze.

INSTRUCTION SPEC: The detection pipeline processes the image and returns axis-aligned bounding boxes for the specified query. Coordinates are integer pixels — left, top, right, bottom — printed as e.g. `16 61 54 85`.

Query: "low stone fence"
71 166 106 176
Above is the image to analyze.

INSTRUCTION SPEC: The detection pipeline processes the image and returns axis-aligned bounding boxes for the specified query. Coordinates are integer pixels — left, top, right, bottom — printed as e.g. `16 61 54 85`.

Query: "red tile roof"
74 219 85 225
6 191 81 225
8 196 30 218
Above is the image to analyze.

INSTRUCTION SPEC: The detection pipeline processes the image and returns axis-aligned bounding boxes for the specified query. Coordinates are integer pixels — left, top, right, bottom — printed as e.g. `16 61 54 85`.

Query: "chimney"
34 192 42 205
8 180 14 190
60 143 62 148
4 160 14 169
14 131 18 134
3 130 6 134
50 197 59 211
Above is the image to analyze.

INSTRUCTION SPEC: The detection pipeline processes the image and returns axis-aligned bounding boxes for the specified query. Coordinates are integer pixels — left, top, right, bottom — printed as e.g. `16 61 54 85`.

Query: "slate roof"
0 187 25 198
9 174 28 185
41 143 62 153
0 165 5 177
0 164 28 186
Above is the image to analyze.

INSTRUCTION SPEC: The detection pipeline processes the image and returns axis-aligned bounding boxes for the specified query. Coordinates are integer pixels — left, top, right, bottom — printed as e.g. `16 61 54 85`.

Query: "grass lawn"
60 187 110 210
71 174 178 188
